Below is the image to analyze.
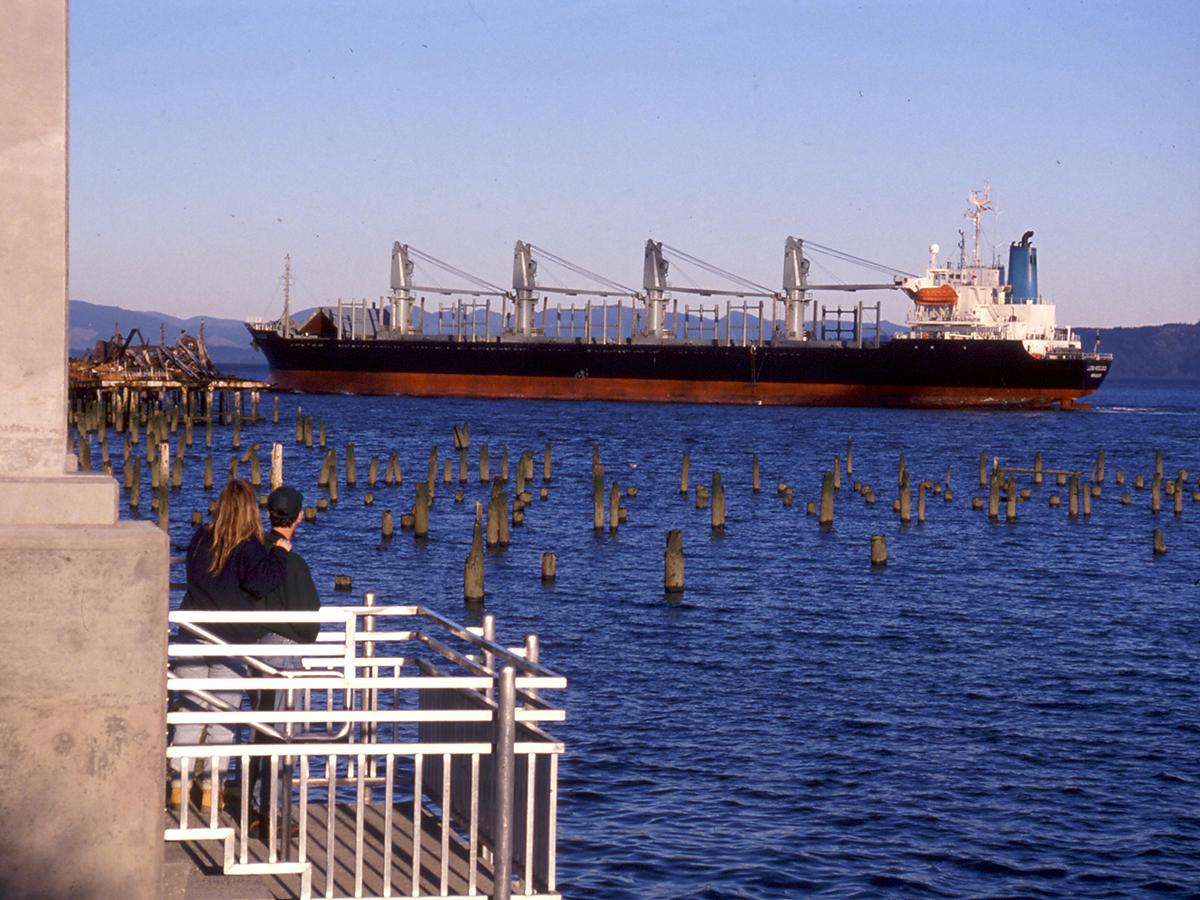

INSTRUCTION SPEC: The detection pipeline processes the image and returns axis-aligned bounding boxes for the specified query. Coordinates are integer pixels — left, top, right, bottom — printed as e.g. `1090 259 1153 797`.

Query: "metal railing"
165 601 565 900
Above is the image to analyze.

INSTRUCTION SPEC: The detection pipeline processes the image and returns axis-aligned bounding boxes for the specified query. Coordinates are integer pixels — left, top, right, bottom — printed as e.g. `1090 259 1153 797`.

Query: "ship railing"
820 301 881 348
165 600 565 900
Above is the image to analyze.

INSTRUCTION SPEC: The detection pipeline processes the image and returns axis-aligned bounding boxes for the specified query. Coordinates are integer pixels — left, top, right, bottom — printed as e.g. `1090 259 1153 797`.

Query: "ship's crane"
390 242 508 335
643 240 775 340
511 242 639 338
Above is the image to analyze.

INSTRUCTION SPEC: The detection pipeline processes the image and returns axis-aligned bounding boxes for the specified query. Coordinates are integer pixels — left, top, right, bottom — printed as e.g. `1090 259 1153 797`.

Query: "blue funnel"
1008 231 1038 303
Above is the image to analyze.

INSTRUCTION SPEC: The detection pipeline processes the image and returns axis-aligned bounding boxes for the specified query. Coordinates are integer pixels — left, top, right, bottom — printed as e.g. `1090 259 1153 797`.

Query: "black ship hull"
249 329 1111 409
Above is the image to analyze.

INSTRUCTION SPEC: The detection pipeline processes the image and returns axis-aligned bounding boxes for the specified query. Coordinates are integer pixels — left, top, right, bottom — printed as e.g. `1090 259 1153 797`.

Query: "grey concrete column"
0 3 168 897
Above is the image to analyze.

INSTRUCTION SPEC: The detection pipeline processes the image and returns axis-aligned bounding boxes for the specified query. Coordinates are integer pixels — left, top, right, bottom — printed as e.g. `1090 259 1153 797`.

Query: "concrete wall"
0 2 170 896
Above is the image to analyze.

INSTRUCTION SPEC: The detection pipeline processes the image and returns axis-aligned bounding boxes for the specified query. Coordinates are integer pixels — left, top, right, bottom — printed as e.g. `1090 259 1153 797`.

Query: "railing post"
362 591 377 775
482 613 496 704
523 633 539 700
492 666 516 900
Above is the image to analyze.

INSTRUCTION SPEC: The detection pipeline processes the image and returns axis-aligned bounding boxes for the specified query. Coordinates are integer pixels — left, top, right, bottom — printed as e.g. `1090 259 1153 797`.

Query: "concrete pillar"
0 5 167 895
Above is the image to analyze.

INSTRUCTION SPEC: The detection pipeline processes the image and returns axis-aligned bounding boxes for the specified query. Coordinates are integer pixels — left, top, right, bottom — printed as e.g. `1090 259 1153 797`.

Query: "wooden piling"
1153 528 1166 555
680 452 690 495
609 481 620 531
988 472 1001 520
541 552 556 582
443 457 453 486
751 453 760 494
870 534 887 567
543 443 552 483
711 471 725 529
1068 474 1079 518
782 487 793 507
303 417 313 449
345 443 357 487
979 450 987 487
232 415 241 449
295 406 304 442
819 471 834 527
500 445 509 482
464 502 484 603
487 490 503 547
413 482 430 537
917 479 926 524
1134 474 1145 490
457 447 467 484
664 529 684 594
479 444 490 483
1033 451 1043 485
1174 478 1184 515
593 465 605 530
694 484 708 509
368 455 379 487
899 469 911 524
270 443 283 491
846 436 853 476
1151 476 1161 514
1082 482 1091 517
833 455 842 491
1154 449 1163 481
317 421 326 449
1006 478 1018 522
1049 494 1061 508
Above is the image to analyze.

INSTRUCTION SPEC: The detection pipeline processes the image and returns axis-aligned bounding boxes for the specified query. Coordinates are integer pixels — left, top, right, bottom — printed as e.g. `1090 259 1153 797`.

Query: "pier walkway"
164 602 565 899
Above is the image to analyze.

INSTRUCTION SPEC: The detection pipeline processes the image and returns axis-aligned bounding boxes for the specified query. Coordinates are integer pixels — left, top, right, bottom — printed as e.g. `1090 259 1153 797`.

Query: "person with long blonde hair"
170 479 289 809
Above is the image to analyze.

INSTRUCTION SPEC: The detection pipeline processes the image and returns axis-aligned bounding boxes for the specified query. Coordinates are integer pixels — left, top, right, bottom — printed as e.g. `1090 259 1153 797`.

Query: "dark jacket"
261 530 321 643
180 528 289 643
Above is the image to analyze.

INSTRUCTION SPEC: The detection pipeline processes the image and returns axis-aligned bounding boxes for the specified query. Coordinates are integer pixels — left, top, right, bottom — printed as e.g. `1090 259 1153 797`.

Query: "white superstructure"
897 187 1083 359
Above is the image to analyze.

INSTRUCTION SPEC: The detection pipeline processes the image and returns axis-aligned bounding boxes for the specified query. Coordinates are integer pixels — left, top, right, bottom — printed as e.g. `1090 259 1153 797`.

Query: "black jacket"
261 530 321 643
180 528 289 643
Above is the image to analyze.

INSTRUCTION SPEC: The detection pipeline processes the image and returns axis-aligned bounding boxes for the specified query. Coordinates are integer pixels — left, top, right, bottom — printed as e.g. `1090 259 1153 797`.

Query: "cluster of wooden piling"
74 386 1194 601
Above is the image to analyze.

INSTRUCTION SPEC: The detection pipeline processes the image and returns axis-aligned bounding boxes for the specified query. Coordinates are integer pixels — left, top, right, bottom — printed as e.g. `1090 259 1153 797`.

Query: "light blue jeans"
171 656 247 779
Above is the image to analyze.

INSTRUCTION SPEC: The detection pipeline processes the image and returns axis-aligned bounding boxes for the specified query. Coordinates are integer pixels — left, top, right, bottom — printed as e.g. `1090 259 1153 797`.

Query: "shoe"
247 808 300 841
190 779 215 813
167 779 182 811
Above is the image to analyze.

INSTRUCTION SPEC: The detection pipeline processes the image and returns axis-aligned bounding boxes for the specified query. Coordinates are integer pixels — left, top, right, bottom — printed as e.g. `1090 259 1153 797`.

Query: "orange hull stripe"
268 370 1096 408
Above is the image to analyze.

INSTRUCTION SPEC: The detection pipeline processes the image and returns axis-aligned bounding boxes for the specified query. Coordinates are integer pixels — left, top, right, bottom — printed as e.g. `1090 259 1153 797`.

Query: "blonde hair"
207 479 264 575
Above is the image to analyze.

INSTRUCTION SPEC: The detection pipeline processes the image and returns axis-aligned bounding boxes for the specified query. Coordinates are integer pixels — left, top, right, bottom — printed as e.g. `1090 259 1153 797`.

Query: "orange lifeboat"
915 284 958 305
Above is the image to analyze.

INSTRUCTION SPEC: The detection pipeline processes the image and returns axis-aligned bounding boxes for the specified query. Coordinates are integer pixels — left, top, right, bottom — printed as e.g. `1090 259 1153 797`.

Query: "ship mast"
641 240 670 338
781 237 810 341
965 183 992 267
512 241 538 336
390 242 415 335
281 254 293 338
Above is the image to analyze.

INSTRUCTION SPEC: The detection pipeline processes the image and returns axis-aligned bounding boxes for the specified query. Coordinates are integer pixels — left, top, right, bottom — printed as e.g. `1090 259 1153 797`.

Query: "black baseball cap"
267 485 303 521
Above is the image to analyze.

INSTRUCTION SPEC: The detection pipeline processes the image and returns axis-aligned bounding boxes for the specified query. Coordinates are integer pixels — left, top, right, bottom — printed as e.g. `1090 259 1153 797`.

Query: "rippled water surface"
146 375 1199 897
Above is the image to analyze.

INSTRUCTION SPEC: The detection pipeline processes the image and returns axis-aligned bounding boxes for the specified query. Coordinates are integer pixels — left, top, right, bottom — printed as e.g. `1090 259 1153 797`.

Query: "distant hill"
1075 322 1200 380
70 300 1196 379
69 300 261 365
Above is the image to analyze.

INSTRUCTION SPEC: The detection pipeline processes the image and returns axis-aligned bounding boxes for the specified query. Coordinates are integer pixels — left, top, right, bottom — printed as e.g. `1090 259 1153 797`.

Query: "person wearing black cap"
250 484 321 831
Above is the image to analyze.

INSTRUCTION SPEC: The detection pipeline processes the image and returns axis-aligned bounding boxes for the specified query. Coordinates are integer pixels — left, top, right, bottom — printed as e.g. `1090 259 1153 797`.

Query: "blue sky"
69 0 1199 327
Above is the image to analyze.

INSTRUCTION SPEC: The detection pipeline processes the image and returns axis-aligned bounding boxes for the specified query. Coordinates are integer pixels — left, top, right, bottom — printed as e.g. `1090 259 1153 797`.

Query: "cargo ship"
248 190 1112 408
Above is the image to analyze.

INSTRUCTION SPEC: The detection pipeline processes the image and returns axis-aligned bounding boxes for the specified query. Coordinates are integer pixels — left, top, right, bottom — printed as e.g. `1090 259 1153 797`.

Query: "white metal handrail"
165 603 565 900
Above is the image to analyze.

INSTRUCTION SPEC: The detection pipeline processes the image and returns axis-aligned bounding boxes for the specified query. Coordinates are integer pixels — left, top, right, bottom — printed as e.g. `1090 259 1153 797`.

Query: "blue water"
140 374 1199 897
